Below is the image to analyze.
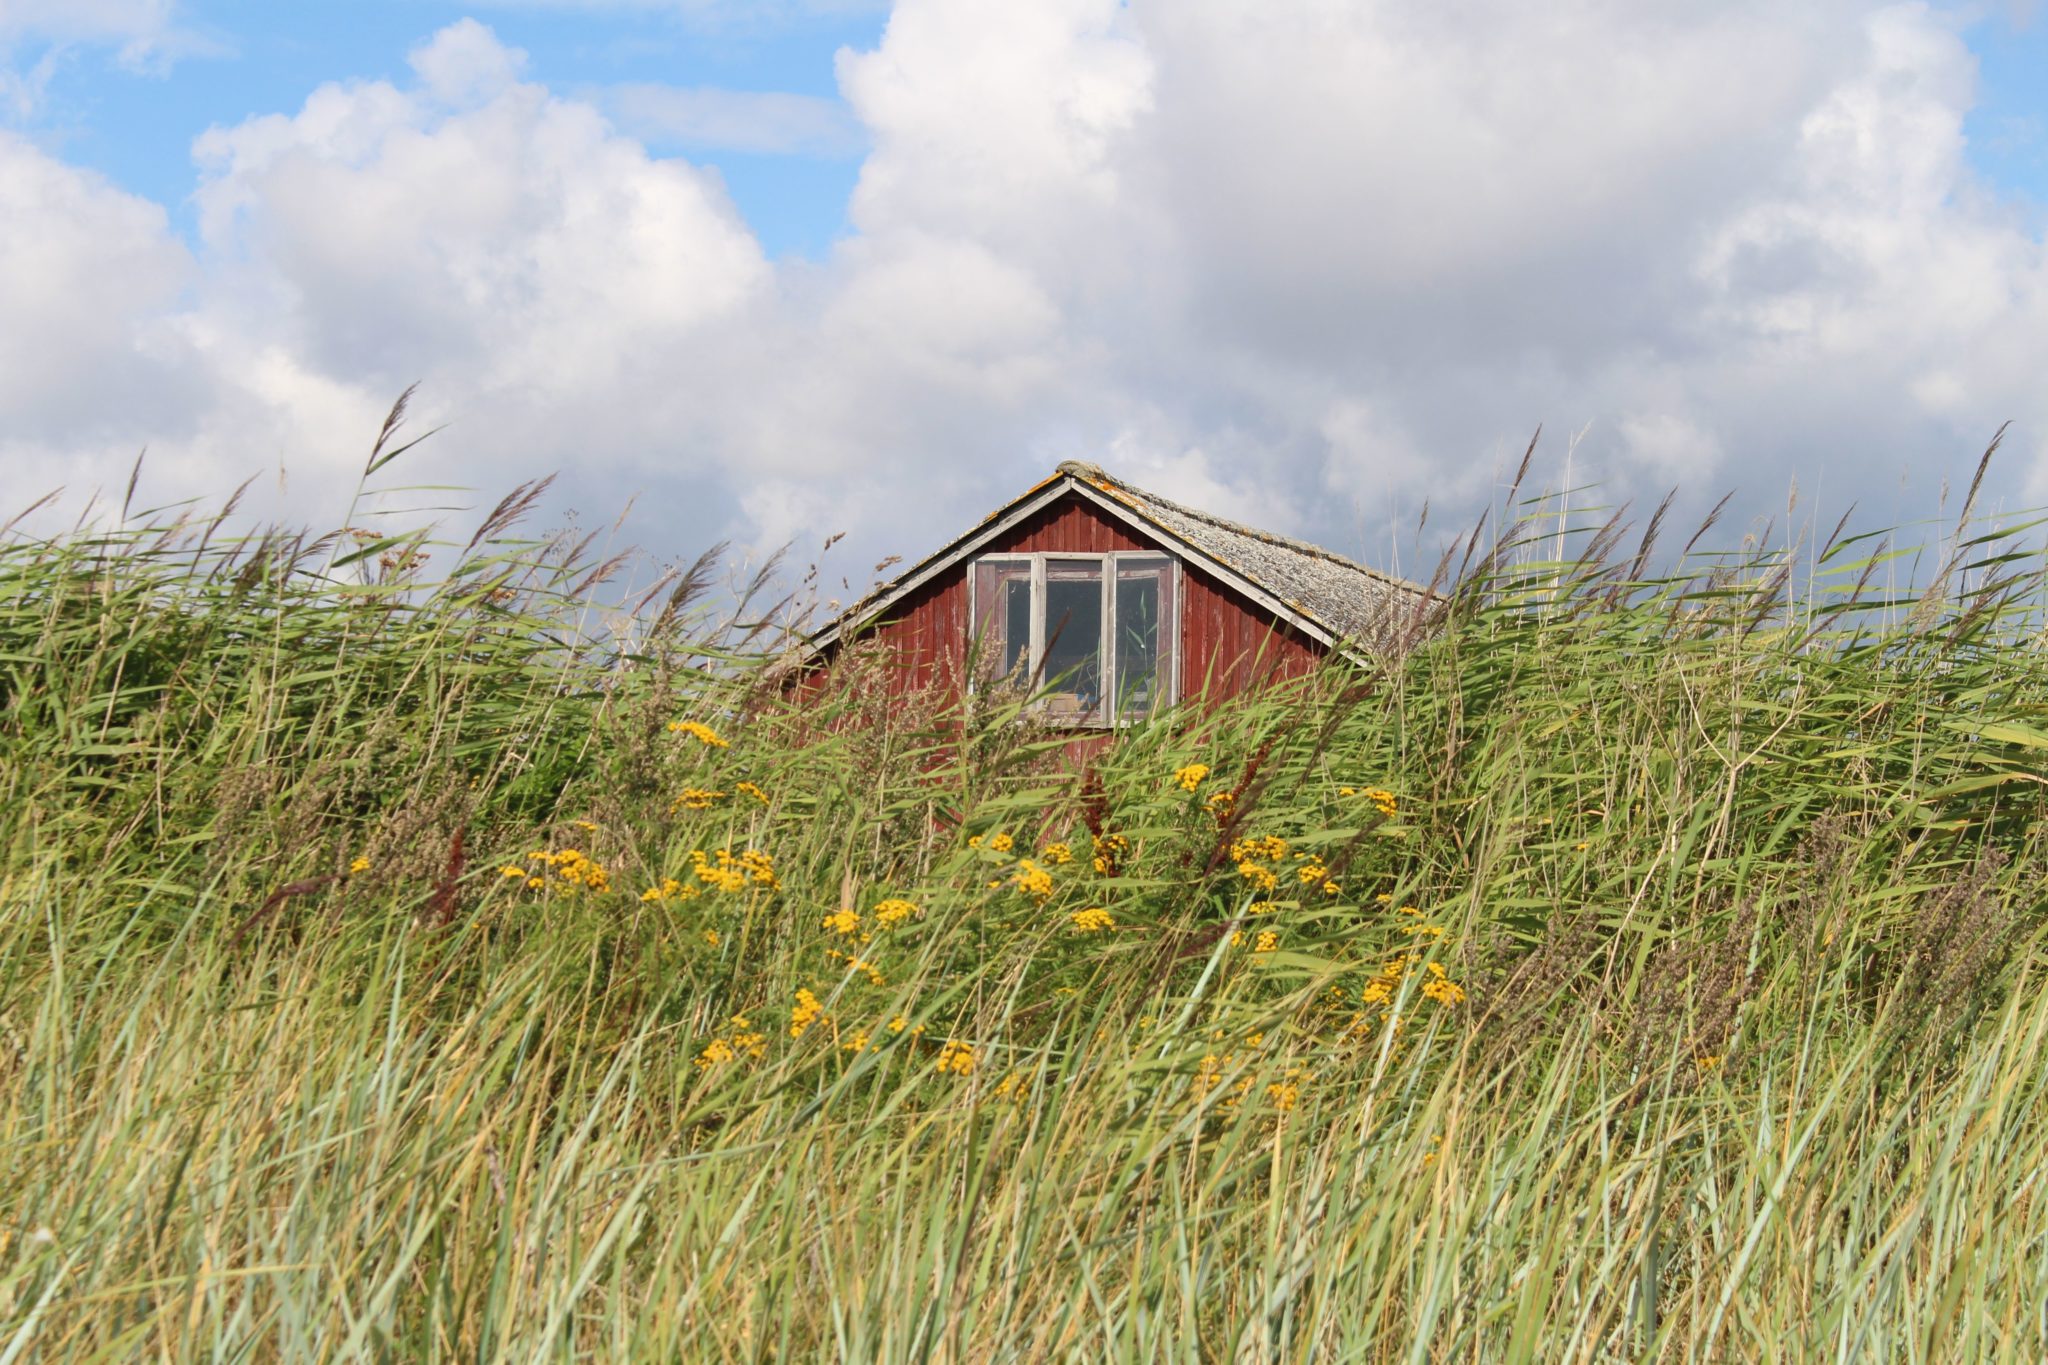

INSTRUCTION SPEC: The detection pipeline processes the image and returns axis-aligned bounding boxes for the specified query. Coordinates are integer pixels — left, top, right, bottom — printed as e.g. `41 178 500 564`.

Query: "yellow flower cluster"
825 950 886 986
967 831 1016 852
1175 763 1210 791
690 848 779 893
640 877 700 903
1266 1064 1309 1112
1091 833 1129 875
694 1015 766 1071
1229 835 1288 894
349 855 371 874
1420 962 1466 1005
1295 857 1342 896
789 988 825 1039
524 848 610 893
873 898 918 926
1340 786 1400 818
1194 1036 1290 1112
1229 929 1279 952
822 908 862 937
934 1040 975 1076
1010 859 1054 902
667 720 729 747
1070 906 1114 933
673 788 723 811
1360 953 1465 1007
1206 790 1236 819
735 781 769 804
1231 835 1290 862
1361 954 1417 1007
1040 842 1074 866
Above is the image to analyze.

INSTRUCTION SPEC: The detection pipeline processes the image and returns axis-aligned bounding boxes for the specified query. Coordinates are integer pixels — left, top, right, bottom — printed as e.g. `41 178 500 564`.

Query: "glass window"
969 552 1175 723
972 559 1031 683
1042 560 1104 720
1115 556 1173 720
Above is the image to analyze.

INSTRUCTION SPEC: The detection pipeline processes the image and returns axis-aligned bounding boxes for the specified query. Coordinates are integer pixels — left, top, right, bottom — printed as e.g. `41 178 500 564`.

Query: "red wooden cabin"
801 461 1426 724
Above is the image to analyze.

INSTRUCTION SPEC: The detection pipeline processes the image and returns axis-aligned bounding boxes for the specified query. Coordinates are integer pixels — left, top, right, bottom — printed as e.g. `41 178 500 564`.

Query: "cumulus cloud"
9 3 2048 577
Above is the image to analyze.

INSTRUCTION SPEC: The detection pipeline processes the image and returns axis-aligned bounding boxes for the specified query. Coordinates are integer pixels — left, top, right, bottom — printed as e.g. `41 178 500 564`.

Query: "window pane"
1115 557 1173 718
1042 561 1103 719
972 560 1031 683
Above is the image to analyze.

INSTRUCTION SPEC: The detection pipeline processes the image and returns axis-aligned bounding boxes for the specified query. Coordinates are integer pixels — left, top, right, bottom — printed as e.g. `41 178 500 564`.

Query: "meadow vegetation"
5 432 2048 1359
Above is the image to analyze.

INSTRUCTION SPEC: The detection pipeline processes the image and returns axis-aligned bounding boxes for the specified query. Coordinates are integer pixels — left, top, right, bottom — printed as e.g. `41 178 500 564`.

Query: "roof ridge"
1056 460 1423 594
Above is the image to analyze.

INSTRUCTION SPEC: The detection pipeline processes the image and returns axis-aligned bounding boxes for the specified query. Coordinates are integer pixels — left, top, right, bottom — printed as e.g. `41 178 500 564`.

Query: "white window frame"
965 551 1182 725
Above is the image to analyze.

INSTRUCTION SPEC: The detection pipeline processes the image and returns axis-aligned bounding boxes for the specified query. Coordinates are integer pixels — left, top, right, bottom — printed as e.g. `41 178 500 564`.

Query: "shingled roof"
1054 461 1427 653
805 461 1430 658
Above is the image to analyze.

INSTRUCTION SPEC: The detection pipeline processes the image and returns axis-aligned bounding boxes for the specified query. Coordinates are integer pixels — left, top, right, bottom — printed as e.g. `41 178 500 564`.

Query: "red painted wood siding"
1177 566 1322 698
838 490 1327 704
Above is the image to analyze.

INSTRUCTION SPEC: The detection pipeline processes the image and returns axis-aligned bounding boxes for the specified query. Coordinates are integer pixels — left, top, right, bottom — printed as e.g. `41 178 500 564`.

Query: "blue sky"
15 1 887 259
7 2 2048 576
1964 9 2048 211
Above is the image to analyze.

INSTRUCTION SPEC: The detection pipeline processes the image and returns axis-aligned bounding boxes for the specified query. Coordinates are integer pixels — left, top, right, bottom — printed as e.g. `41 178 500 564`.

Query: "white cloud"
0 0 215 86
11 4 2048 577
0 130 194 452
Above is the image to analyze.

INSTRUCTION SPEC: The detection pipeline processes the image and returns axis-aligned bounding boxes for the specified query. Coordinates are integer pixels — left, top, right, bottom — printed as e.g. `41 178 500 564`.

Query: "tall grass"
5 447 2048 1359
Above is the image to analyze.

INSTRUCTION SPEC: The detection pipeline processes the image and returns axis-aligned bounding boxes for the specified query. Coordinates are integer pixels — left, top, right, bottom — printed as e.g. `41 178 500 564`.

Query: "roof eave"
804 474 1378 663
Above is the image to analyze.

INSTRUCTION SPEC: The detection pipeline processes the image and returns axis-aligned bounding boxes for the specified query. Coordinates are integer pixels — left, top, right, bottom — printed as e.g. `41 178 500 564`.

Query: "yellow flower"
1041 842 1074 866
1010 859 1054 902
1421 961 1466 1005
1070 907 1114 933
499 865 526 879
873 898 917 926
1236 861 1279 893
987 832 1014 853
667 720 729 747
1229 835 1289 863
1206 790 1236 819
1295 855 1339 894
690 848 779 893
1253 930 1278 953
822 908 862 937
827 953 886 986
349 856 370 874
702 929 719 947
934 1040 975 1076
789 988 825 1039
1090 833 1128 875
673 788 724 811
574 820 599 833
735 781 769 805
1175 763 1210 792
842 1031 871 1054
